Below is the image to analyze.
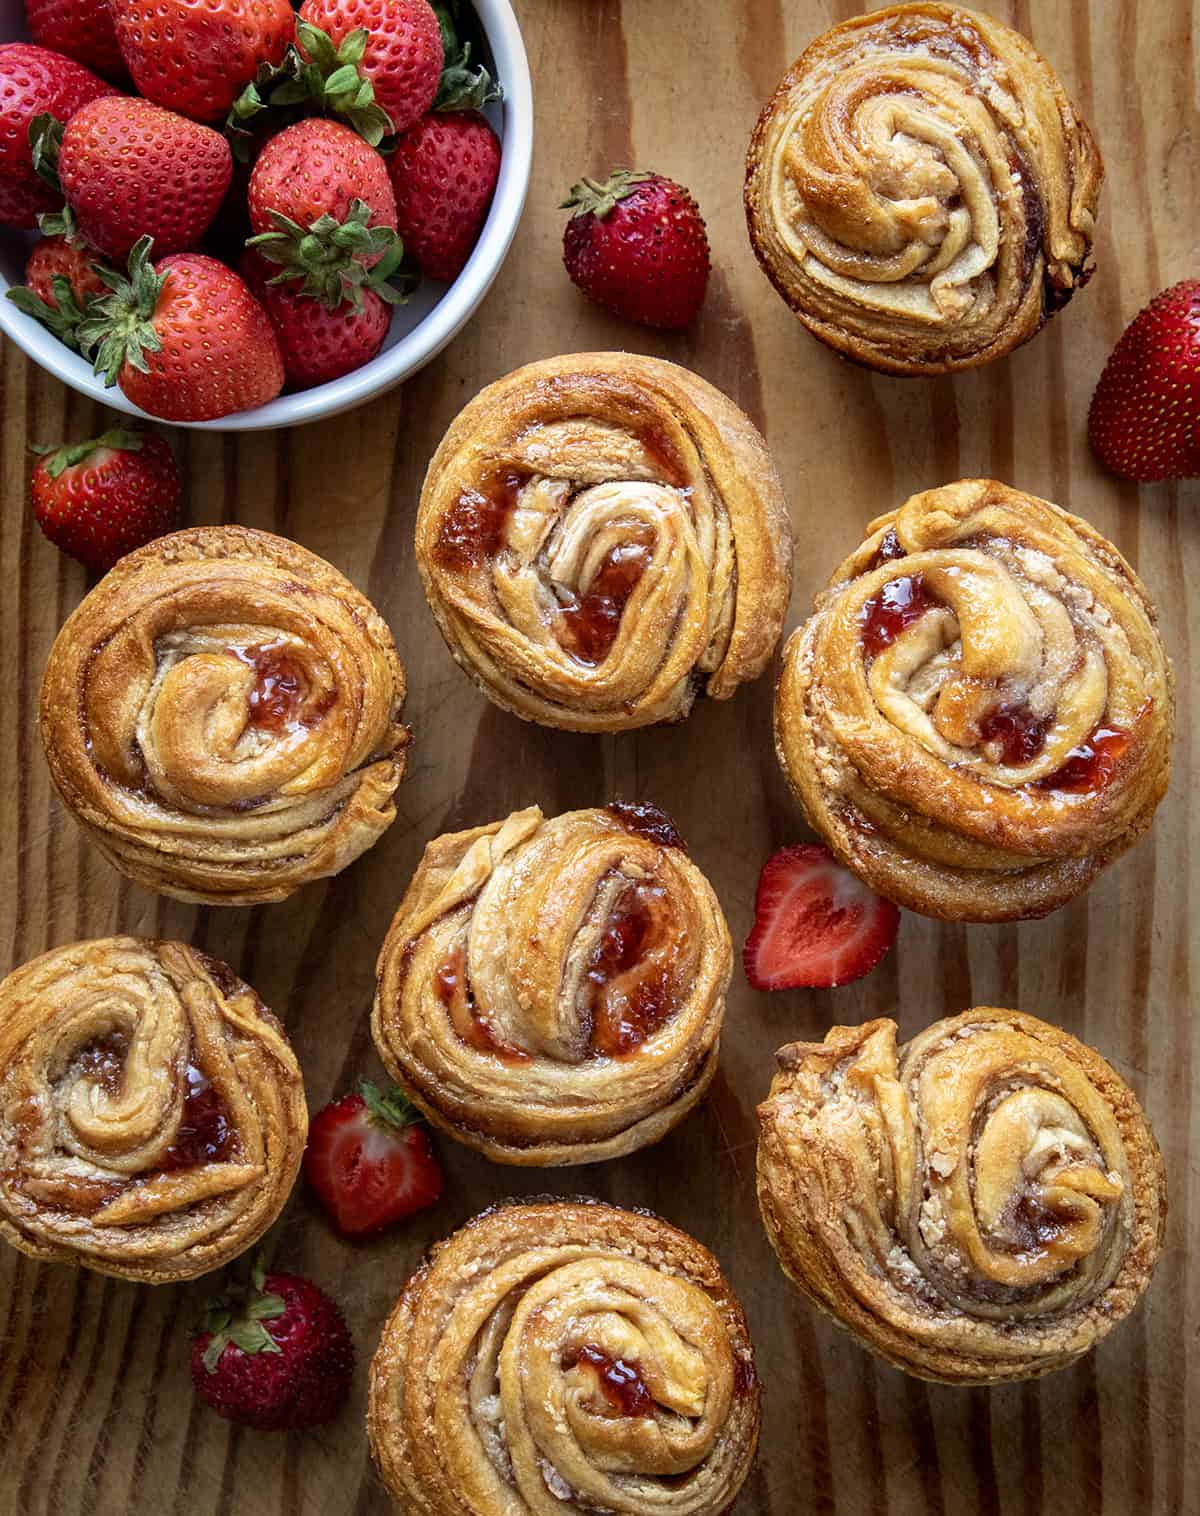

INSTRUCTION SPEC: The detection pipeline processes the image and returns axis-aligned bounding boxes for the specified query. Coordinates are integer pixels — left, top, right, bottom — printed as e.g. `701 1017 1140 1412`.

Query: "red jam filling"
230 642 333 734
733 1356 758 1397
1037 723 1131 794
605 801 687 852
71 1031 129 1096
859 574 938 655
556 538 653 665
433 471 526 570
160 1061 237 1170
435 946 531 1063
868 526 908 567
570 1345 655 1418
586 884 676 1058
637 424 688 490
976 704 1052 766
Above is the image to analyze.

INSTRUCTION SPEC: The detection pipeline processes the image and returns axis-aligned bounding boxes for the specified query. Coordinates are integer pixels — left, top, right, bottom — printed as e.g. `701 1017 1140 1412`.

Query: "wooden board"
1 1 1197 1512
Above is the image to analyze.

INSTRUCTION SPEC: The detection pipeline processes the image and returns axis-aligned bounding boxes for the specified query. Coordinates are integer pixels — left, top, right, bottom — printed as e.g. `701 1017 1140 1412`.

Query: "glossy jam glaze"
556 537 653 665
977 704 1052 765
433 471 526 571
605 801 687 852
70 1031 129 1096
230 642 333 734
867 526 908 567
1038 723 1132 794
859 574 938 655
570 1345 655 1418
435 945 530 1062
586 883 677 1058
161 1061 237 1170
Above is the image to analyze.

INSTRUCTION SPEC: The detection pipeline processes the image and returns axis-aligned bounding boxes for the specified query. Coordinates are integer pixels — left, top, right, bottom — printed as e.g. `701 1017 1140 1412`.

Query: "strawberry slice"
304 1081 443 1238
743 844 900 990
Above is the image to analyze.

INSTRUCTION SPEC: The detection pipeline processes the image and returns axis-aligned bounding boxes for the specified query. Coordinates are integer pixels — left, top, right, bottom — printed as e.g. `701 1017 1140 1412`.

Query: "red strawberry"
1088 279 1200 482
7 235 118 350
0 43 117 228
743 844 900 991
247 118 399 305
25 0 127 83
388 111 499 283
24 234 109 308
191 1259 353 1431
58 96 232 261
30 426 180 572
304 1081 443 1238
297 0 442 134
561 168 711 330
82 237 284 421
249 271 393 389
111 0 294 123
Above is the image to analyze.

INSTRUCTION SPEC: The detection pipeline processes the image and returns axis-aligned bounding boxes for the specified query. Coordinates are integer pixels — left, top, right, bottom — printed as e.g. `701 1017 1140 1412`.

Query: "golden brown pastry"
372 803 730 1165
369 1198 760 1515
414 352 793 731
775 479 1173 921
745 3 1102 374
0 936 306 1283
757 1010 1166 1384
40 525 409 905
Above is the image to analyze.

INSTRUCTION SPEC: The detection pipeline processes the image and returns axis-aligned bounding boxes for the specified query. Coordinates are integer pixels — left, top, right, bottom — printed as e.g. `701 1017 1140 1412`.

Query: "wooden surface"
1 2 1197 1512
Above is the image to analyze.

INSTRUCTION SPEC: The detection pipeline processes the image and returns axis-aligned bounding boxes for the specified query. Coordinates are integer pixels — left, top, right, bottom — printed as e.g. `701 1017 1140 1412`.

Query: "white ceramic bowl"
0 0 532 429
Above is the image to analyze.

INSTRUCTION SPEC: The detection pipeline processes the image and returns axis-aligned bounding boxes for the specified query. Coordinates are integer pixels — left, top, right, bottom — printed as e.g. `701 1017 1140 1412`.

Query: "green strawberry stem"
198 1254 287 1375
76 236 167 387
225 24 393 158
246 199 409 310
561 169 653 220
431 2 502 112
7 272 102 354
28 113 64 194
31 426 145 478
359 1080 421 1130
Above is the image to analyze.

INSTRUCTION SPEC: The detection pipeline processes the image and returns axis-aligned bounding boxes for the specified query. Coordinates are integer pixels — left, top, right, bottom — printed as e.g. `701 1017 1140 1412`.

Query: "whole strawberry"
24 234 110 309
243 253 394 389
0 44 116 228
25 0 127 82
6 234 115 350
111 0 294 123
304 1081 443 1238
81 237 284 421
561 168 711 329
247 118 399 306
59 97 232 261
191 1259 354 1431
1089 279 1200 482
297 0 442 134
388 111 499 283
30 426 180 572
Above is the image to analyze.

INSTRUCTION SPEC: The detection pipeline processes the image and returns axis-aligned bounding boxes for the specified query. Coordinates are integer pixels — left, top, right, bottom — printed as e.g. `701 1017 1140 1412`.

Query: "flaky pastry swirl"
369 1199 760 1515
415 353 793 731
757 1010 1166 1384
0 936 306 1283
372 804 731 1165
775 480 1173 920
40 526 409 905
745 3 1102 374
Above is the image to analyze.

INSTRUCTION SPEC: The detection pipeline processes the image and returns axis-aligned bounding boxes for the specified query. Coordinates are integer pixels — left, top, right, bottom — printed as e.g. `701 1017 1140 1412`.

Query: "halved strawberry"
743 844 900 990
304 1080 442 1238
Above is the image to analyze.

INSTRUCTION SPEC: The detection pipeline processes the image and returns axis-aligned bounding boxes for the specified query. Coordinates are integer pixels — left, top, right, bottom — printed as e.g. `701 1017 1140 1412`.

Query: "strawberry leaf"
28 113 64 194
246 199 402 311
431 3 501 112
34 426 146 479
360 1080 421 1130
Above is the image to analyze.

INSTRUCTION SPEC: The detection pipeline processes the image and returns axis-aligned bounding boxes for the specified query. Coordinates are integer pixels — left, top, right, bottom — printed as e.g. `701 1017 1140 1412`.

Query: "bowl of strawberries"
0 0 531 428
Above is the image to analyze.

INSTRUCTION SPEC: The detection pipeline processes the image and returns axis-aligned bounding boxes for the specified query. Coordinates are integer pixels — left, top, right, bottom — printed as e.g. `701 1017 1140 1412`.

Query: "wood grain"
1 2 1197 1512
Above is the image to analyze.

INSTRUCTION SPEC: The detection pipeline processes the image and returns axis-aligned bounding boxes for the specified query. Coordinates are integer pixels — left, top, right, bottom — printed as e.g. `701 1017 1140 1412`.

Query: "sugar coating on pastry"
39 525 409 905
745 3 1103 374
0 936 307 1283
775 479 1173 921
414 352 793 732
368 1198 761 1515
372 803 731 1165
757 1009 1166 1384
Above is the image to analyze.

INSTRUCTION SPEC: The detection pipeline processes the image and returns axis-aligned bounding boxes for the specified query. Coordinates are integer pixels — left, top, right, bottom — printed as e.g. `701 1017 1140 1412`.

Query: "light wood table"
1 2 1196 1512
